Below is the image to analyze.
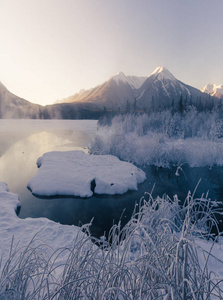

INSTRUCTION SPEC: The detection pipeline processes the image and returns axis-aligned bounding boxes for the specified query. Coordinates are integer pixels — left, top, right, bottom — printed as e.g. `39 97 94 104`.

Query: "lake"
0 119 223 238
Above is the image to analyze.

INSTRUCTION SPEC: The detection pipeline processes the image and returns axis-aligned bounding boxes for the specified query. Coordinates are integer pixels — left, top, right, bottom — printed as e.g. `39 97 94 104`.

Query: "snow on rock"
27 151 146 197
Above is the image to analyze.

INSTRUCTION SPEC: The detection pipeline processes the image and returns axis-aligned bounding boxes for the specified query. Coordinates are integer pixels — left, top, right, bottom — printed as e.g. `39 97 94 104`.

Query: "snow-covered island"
27 150 146 197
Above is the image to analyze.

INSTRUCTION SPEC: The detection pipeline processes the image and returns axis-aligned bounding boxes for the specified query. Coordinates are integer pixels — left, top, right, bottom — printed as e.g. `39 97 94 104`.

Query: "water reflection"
0 130 88 193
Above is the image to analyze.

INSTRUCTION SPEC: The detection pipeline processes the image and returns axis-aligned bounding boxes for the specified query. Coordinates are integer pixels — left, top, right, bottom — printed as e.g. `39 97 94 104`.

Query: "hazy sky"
0 0 223 105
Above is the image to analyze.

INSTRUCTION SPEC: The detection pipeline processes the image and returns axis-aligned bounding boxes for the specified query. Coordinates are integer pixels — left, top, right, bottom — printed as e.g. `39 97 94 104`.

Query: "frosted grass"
1 192 223 299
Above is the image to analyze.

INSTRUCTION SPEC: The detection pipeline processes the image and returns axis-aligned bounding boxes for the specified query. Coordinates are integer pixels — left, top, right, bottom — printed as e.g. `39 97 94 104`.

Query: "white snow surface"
0 182 92 266
27 151 146 197
150 66 176 81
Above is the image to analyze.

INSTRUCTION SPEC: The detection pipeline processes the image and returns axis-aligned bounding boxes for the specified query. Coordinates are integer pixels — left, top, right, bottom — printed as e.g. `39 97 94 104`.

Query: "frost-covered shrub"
105 110 223 140
0 193 223 299
90 111 223 167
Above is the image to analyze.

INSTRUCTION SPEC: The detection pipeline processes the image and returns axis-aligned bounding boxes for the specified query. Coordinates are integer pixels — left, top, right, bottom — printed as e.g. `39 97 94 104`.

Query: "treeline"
1 91 222 120
98 94 223 128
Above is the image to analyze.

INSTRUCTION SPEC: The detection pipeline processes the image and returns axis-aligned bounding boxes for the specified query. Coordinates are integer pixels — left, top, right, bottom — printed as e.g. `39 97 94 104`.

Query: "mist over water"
0 120 96 192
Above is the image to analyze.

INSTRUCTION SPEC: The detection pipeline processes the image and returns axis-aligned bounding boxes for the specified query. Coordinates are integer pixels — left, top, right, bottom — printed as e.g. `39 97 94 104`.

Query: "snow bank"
27 151 146 197
0 182 92 266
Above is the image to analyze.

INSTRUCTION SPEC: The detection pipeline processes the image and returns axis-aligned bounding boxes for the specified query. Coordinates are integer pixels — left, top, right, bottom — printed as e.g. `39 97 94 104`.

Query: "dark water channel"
1 120 223 238
20 165 223 238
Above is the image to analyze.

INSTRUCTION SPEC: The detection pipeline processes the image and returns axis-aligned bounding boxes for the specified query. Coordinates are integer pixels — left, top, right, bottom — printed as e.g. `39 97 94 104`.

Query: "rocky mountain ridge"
0 67 221 119
60 67 217 111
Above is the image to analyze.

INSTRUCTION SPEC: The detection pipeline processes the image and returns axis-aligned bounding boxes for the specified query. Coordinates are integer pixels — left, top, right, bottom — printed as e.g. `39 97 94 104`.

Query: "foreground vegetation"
1 190 223 299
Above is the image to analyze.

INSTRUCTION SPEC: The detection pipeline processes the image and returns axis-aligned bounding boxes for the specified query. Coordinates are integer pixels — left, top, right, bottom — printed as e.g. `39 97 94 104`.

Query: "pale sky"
0 0 223 105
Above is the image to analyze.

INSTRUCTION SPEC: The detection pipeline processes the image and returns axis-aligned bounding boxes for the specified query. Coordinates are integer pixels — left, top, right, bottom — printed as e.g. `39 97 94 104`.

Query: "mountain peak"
201 83 223 98
151 66 166 74
112 71 129 86
201 83 215 94
150 66 176 81
113 71 126 79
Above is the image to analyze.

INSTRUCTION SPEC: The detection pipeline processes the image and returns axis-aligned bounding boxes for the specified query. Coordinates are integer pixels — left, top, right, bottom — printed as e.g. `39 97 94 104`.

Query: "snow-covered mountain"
112 72 147 89
0 81 43 118
61 67 212 111
61 72 140 109
0 67 220 119
201 83 223 100
136 67 195 110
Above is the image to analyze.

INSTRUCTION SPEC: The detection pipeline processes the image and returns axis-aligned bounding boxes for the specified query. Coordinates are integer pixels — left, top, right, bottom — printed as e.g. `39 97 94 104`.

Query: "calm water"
1 120 223 238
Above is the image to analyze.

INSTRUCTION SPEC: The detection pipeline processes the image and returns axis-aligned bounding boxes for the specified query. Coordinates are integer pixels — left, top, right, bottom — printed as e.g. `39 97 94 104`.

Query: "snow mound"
27 151 146 197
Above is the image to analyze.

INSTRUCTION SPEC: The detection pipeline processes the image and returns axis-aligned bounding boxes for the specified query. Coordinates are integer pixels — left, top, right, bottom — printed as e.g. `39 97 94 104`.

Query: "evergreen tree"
151 96 155 111
178 95 184 114
133 98 137 112
197 96 202 112
184 95 188 111
189 95 193 106
126 100 130 113
171 99 175 115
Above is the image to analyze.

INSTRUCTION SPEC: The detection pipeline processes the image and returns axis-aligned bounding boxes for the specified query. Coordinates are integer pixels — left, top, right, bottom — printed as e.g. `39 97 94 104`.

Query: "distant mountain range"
0 81 101 119
0 67 222 119
201 83 223 100
59 66 221 111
